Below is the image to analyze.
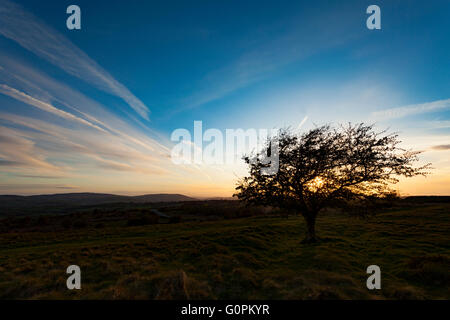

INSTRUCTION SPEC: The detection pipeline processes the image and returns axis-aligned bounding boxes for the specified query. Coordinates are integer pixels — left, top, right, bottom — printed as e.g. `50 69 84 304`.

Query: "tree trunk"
301 214 317 243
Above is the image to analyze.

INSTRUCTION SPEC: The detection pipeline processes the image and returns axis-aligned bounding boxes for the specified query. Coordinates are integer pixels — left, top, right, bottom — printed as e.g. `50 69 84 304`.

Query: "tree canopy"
235 123 430 243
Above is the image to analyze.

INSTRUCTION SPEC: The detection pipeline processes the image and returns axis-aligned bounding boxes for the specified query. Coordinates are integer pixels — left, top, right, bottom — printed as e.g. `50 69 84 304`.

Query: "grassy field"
0 201 448 299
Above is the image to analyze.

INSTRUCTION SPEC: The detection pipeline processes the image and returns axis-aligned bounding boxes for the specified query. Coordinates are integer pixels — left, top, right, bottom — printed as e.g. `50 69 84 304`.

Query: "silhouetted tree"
235 123 430 243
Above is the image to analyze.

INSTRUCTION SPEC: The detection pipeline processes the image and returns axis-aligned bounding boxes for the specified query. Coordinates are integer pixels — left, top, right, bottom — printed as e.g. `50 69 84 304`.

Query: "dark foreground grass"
0 204 448 299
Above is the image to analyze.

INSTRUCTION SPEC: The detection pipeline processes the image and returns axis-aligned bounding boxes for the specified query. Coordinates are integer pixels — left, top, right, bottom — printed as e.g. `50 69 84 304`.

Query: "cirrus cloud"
0 0 151 120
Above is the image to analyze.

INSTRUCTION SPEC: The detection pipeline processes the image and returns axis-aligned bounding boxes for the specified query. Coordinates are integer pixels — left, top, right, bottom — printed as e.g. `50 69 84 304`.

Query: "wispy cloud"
0 84 108 133
0 63 170 180
169 3 361 115
371 98 450 120
297 116 309 130
13 174 63 179
0 112 168 174
0 183 78 192
0 0 150 119
0 49 177 183
0 55 168 153
431 144 450 151
0 126 62 172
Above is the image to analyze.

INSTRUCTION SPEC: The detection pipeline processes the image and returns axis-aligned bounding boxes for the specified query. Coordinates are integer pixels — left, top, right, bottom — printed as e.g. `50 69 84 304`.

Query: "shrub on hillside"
127 214 159 226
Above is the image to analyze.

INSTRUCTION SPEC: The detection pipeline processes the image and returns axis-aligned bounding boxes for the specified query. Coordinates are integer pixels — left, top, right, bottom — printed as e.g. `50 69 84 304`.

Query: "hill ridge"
0 192 198 217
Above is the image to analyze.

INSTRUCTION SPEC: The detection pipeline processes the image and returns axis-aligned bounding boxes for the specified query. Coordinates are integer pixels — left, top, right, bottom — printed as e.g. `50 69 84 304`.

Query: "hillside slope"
0 193 197 216
0 203 448 299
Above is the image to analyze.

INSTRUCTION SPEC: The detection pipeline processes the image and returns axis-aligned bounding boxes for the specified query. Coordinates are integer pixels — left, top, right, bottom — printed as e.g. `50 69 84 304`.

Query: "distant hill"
402 196 450 203
200 196 237 201
0 193 197 217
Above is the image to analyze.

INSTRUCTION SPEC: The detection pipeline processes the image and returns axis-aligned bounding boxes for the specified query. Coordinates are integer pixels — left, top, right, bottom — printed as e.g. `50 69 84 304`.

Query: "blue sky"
0 0 449 196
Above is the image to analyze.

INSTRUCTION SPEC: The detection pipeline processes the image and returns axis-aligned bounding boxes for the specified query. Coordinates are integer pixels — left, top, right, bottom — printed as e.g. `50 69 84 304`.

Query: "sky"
0 0 449 197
